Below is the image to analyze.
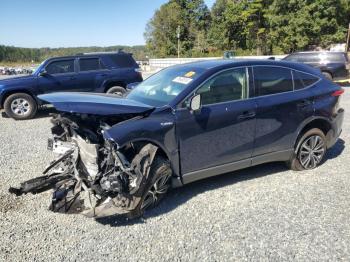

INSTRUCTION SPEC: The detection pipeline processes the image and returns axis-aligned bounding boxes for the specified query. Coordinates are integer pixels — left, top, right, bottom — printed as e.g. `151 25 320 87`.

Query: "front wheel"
140 156 172 211
287 128 327 171
3 93 37 120
106 86 126 96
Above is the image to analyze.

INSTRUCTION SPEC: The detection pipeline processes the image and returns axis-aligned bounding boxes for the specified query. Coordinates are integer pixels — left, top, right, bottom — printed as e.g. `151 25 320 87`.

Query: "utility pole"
346 23 350 52
177 26 181 58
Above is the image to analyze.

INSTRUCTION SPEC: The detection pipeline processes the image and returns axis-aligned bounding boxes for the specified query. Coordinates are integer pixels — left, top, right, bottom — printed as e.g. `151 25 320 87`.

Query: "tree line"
0 45 146 63
1 0 349 63
145 0 350 57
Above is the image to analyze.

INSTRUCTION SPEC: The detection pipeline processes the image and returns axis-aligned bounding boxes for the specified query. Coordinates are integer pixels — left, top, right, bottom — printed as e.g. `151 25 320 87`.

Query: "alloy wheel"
141 172 171 210
11 98 31 116
298 135 325 169
113 91 123 96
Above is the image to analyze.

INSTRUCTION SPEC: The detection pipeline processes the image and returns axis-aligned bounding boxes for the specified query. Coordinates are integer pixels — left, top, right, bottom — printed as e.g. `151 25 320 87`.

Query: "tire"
139 156 172 212
106 86 126 96
3 93 37 120
287 128 327 171
322 72 332 80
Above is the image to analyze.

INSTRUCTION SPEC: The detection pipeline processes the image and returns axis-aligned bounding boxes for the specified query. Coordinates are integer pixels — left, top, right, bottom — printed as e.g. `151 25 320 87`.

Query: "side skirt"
175 149 293 186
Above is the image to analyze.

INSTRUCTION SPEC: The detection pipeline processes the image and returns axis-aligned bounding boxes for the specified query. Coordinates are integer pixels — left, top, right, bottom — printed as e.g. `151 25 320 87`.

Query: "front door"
176 67 257 180
38 59 78 94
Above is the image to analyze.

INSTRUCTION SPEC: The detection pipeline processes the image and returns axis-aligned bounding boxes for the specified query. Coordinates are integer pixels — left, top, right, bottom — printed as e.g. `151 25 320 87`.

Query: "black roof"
170 59 322 76
44 51 132 61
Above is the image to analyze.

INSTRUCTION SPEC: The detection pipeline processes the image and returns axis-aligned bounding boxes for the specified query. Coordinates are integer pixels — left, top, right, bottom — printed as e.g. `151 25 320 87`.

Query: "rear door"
76 57 108 92
176 67 257 177
38 59 78 94
251 66 317 160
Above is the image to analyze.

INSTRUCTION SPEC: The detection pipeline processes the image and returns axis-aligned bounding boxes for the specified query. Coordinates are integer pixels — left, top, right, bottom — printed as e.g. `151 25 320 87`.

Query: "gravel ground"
0 77 349 261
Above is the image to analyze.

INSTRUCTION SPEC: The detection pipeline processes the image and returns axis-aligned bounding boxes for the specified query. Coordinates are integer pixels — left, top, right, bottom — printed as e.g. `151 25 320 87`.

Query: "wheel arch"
321 70 333 78
1 89 38 108
119 138 171 163
294 117 333 153
103 80 127 93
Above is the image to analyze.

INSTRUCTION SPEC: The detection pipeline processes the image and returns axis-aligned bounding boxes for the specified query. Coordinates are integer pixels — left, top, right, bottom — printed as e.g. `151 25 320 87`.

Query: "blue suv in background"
0 51 142 119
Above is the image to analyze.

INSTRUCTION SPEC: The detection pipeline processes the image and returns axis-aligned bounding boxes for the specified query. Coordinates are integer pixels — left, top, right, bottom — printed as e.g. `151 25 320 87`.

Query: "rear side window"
46 60 74 74
326 53 346 63
293 71 319 90
253 66 293 96
285 53 318 63
301 54 320 63
109 54 136 68
284 54 302 62
79 58 103 71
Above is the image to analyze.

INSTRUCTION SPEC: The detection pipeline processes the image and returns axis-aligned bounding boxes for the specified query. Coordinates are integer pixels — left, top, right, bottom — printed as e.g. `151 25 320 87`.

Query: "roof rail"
75 49 128 56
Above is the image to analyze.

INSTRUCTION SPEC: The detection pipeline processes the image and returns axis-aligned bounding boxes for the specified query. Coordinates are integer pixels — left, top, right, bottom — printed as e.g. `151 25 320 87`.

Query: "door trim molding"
181 149 293 185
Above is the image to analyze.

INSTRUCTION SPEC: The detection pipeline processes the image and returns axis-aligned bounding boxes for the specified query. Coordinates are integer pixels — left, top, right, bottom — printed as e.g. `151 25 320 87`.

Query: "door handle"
238 111 256 120
297 100 312 107
70 76 77 80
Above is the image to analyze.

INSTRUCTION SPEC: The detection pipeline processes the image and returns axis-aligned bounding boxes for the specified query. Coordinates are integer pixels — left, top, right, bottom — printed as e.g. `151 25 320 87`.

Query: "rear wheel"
322 71 332 80
106 86 126 96
288 128 326 171
4 93 37 120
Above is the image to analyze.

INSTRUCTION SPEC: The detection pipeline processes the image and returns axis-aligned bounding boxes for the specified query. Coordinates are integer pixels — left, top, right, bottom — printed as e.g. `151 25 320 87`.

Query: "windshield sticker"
184 71 196 78
172 76 193 85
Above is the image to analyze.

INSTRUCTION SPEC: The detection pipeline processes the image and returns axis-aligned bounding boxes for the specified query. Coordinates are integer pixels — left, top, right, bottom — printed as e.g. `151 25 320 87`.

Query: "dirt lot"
0 75 349 261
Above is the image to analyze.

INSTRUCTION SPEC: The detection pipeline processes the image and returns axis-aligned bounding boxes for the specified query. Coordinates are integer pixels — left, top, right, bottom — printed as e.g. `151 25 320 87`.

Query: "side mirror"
39 70 48 77
189 94 201 112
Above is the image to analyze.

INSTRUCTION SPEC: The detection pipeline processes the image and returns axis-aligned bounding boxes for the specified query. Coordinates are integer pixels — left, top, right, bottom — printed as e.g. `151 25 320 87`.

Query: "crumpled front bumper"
9 134 159 220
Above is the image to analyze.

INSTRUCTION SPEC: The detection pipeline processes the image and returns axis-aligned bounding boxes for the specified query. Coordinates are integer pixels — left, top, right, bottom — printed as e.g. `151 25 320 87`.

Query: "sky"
0 0 216 48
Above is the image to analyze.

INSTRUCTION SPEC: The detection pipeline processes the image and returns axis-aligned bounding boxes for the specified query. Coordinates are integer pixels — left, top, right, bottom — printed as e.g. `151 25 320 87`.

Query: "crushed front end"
9 113 159 219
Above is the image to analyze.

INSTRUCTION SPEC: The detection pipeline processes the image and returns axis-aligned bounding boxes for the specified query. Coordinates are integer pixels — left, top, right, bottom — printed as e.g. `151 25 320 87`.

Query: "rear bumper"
327 108 344 148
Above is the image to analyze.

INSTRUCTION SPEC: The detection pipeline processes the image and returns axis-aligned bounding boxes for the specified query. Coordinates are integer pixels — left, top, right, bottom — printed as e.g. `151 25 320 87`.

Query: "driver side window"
197 67 248 105
46 60 75 74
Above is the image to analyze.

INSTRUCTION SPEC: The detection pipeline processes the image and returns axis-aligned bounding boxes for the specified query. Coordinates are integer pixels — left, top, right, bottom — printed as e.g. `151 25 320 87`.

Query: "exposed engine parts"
9 113 167 219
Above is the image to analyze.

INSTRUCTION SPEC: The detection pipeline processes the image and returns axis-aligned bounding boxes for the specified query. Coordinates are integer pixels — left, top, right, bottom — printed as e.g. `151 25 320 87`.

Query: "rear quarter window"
326 53 347 63
253 66 294 96
108 54 137 68
293 70 319 90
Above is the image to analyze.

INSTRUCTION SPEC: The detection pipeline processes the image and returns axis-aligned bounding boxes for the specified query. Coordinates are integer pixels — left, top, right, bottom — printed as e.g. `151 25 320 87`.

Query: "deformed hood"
0 75 36 86
38 92 154 116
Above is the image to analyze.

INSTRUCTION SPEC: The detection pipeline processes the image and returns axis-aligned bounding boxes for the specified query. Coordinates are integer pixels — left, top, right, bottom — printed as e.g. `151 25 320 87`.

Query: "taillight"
134 68 142 77
331 88 345 97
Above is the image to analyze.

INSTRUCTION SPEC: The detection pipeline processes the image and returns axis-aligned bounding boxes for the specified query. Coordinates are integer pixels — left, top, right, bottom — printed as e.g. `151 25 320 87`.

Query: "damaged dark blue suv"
10 59 344 219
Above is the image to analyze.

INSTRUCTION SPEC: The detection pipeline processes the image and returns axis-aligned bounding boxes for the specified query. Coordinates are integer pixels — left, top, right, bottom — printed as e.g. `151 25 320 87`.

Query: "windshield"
33 61 45 75
127 66 206 107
